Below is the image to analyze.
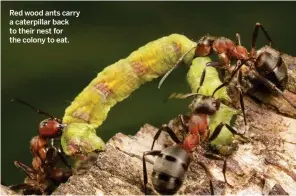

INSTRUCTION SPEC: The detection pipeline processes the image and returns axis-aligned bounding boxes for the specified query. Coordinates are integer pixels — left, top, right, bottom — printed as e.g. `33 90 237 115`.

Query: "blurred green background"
1 1 296 185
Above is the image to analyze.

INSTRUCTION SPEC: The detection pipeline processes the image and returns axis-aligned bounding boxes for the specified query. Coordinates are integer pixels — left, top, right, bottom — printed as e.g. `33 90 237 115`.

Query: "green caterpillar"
61 34 197 155
187 57 240 155
63 34 196 128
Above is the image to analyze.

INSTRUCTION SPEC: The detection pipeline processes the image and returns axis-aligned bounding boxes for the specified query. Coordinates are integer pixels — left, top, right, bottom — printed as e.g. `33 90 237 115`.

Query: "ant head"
189 96 220 115
195 35 215 57
39 118 65 138
11 98 65 138
167 92 221 115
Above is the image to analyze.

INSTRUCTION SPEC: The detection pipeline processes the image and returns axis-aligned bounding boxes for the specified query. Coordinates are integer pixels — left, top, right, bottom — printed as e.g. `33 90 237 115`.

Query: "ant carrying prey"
196 22 296 124
142 87 247 195
159 23 296 125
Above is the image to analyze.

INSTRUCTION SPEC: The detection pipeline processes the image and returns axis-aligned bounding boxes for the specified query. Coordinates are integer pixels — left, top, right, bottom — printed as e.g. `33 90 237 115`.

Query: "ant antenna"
168 92 204 100
11 98 60 122
158 45 197 89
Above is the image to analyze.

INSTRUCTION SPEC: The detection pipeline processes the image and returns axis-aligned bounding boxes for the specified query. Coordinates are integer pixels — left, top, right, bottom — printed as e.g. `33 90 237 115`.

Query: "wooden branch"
52 93 296 195
52 53 296 195
1 185 17 195
282 53 296 94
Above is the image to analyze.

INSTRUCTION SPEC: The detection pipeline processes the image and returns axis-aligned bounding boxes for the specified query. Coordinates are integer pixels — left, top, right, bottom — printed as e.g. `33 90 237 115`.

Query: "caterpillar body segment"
187 57 239 155
63 34 196 129
187 57 231 102
61 123 105 157
208 104 239 155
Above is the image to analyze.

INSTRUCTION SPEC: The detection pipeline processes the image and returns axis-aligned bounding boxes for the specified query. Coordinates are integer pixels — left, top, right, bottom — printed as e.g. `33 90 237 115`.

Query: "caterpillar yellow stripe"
63 34 197 129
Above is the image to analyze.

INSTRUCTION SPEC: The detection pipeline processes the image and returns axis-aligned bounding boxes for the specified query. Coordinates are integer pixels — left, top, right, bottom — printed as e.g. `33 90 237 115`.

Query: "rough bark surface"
51 95 296 195
1 185 18 195
51 53 296 195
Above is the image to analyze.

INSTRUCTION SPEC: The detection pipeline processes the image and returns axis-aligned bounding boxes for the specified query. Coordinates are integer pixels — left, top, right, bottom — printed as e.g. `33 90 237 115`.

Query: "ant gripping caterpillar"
159 23 296 126
143 57 244 195
185 57 240 155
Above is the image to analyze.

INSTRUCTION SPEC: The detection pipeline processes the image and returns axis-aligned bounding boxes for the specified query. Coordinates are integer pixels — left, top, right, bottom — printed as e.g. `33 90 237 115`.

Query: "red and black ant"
9 99 72 194
142 87 247 195
158 23 295 125
195 22 296 124
10 135 72 195
10 99 71 165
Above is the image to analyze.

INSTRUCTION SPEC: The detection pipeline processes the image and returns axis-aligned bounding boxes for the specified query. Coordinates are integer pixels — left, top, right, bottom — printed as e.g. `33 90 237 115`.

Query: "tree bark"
52 96 296 195
51 52 296 195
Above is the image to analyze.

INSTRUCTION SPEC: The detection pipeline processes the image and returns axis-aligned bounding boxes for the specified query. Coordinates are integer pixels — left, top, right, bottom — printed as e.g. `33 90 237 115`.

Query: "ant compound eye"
40 121 48 128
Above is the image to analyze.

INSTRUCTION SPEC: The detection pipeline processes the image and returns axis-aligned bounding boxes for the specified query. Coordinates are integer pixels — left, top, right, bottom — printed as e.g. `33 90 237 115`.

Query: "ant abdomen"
255 46 288 91
151 146 190 195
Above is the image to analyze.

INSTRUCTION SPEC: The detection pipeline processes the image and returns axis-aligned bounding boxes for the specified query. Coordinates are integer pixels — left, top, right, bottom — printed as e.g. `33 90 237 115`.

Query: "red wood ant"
10 135 72 194
11 98 71 165
10 99 72 194
195 22 296 124
11 98 105 158
142 88 246 195
158 23 295 125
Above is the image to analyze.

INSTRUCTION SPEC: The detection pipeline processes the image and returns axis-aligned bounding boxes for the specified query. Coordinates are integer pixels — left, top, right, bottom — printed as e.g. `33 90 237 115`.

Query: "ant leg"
158 45 197 89
251 22 273 53
203 153 232 188
252 71 296 109
208 122 225 142
57 147 72 169
143 150 161 195
10 183 34 192
11 98 61 122
196 161 214 195
237 70 247 125
196 67 206 93
197 61 224 93
14 161 36 180
47 139 72 169
212 60 244 97
14 161 46 194
151 125 181 150
209 122 247 142
178 114 188 141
